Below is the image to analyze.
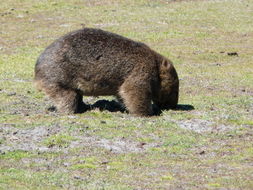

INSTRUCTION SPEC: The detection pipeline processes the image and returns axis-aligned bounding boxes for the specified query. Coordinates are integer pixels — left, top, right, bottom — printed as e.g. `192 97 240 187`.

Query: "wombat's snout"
156 91 179 110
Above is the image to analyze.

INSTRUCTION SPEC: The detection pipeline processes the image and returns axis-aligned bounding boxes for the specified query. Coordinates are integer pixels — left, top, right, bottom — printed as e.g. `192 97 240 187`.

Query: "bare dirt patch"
0 124 64 153
176 119 233 133
0 124 160 154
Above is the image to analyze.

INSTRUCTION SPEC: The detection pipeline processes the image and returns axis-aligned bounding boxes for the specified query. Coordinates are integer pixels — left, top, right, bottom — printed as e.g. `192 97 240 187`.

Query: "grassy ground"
0 0 253 189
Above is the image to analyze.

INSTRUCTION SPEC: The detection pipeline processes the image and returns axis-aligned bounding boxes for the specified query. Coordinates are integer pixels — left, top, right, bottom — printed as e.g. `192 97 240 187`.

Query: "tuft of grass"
71 157 98 170
43 134 76 148
71 163 97 169
0 151 34 160
161 174 174 181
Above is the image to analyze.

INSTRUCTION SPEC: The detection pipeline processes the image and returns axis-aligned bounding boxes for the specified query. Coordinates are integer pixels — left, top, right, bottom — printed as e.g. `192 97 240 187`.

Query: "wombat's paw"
76 103 90 113
151 104 162 116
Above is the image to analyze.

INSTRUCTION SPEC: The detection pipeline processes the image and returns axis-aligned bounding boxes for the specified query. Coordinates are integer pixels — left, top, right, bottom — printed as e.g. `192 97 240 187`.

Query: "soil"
0 124 160 154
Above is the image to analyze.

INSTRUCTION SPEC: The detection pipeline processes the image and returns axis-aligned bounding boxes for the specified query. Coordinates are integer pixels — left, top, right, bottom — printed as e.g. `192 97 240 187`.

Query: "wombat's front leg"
119 79 152 116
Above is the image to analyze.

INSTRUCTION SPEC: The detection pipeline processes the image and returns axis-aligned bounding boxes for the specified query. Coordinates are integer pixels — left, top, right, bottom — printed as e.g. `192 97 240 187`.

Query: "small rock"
17 15 24 18
7 92 16 96
37 35 43 39
137 142 147 148
60 24 70 27
10 136 19 140
47 144 54 148
227 52 238 56
74 176 81 180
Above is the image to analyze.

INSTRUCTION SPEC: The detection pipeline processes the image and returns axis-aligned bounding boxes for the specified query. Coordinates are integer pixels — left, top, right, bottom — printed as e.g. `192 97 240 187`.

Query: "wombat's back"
35 28 158 95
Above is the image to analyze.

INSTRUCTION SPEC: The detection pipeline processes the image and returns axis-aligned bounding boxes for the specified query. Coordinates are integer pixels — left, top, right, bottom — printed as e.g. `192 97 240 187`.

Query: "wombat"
34 28 179 116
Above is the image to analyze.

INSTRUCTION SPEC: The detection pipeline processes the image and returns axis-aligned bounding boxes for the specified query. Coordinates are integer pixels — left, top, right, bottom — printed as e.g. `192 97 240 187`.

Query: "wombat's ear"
161 59 170 70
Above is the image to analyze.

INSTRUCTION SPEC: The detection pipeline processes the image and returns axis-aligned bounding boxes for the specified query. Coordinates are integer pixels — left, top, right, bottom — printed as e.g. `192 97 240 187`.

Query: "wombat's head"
153 59 179 110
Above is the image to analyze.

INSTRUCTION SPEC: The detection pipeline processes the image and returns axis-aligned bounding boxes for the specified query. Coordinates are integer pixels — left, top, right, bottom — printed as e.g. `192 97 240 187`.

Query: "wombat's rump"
34 28 179 116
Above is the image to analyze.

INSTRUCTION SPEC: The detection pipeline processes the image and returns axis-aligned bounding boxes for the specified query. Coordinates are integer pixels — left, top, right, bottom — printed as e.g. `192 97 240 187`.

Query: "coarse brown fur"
34 28 179 116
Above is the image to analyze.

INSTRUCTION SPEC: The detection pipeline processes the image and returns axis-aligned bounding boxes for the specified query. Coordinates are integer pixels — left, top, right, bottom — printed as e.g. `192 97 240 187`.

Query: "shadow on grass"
48 100 194 116
47 100 125 114
89 100 125 113
175 104 195 111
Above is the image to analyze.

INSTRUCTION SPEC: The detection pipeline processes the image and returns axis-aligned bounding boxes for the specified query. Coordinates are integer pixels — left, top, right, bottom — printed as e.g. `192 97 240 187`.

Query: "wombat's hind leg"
52 88 85 114
37 81 86 114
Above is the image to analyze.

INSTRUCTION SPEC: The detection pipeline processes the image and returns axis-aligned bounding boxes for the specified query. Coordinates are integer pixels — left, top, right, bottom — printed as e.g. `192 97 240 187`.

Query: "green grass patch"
43 134 76 148
0 151 34 160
